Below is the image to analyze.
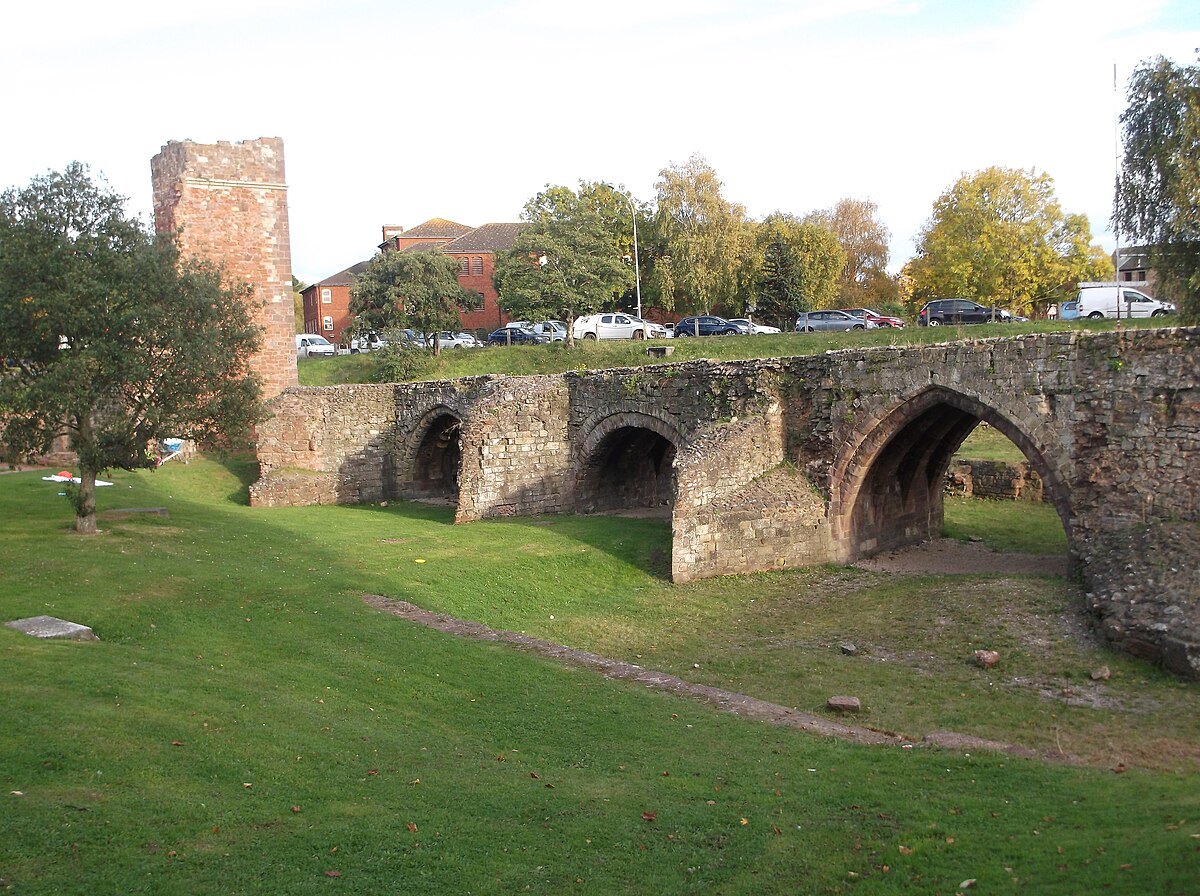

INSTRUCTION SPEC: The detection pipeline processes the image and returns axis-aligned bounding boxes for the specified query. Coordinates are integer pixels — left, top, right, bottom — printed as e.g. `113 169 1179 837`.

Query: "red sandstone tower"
151 138 297 399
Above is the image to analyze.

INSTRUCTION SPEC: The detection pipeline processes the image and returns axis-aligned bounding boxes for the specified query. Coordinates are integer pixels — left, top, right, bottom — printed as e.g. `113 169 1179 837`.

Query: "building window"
1136 271 1146 281
458 258 469 275
321 288 332 304
471 256 483 275
322 316 333 331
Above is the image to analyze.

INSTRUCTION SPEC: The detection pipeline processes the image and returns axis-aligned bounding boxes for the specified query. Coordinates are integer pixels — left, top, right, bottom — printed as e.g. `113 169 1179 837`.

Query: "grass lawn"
1 457 1197 895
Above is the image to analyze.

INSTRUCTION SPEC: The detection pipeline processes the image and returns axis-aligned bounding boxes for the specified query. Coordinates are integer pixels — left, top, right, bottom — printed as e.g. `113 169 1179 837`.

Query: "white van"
296 333 337 357
1076 283 1176 320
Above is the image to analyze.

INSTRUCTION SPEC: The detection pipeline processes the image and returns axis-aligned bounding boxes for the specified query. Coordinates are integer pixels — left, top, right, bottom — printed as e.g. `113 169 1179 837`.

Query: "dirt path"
362 593 1059 762
853 537 1068 577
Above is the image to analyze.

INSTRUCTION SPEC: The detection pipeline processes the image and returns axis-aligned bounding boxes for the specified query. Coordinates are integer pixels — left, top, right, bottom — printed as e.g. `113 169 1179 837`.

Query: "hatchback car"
1059 300 1080 321
795 310 871 332
918 299 1011 326
839 308 905 328
673 315 744 337
728 318 781 335
486 326 547 346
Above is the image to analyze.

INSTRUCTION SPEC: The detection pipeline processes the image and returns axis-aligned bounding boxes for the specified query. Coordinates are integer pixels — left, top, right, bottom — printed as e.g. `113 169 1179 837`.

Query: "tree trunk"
74 466 98 534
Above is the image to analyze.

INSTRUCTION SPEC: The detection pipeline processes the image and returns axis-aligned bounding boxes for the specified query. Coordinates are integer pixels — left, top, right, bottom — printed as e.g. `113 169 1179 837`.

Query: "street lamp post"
627 196 642 319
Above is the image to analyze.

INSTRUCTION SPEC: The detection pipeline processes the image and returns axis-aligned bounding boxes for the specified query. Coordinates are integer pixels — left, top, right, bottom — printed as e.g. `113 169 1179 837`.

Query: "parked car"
727 318 781 335
486 326 547 346
437 331 480 349
795 310 871 332
1076 283 1176 319
296 333 337 357
672 315 744 337
636 317 671 339
838 307 905 328
917 299 1011 326
508 320 568 342
1059 300 1080 321
572 313 654 340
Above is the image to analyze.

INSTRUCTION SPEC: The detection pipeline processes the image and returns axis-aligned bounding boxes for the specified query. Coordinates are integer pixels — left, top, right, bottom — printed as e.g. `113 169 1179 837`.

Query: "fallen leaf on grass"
170 741 185 747
324 870 341 877
899 845 912 855
406 822 418 833
291 806 302 813
959 879 976 889
530 772 540 780
641 811 657 822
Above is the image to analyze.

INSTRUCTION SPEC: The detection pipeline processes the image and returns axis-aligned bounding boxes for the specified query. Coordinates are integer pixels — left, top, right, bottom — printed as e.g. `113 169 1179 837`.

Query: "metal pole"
629 196 642 319
1114 61 1122 321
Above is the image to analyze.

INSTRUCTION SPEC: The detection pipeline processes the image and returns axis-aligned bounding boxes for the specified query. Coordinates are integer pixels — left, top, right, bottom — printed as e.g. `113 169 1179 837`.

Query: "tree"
749 214 845 326
1116 55 1200 322
493 182 635 344
648 154 749 316
0 163 264 534
292 276 307 333
906 166 1102 316
349 250 473 353
804 198 891 304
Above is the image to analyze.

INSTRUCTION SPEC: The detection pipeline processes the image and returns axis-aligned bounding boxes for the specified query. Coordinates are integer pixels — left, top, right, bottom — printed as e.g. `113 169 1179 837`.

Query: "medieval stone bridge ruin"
251 327 1200 676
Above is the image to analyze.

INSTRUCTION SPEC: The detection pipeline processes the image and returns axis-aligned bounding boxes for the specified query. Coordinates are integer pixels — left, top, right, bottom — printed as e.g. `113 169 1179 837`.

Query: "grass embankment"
2 458 1197 894
299 317 1170 386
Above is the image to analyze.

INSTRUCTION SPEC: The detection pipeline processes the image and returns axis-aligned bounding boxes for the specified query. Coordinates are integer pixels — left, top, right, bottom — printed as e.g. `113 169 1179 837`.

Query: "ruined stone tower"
151 138 297 399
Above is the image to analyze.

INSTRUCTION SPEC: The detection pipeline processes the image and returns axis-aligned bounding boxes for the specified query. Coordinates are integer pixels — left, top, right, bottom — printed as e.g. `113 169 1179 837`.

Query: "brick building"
304 218 528 343
301 260 370 345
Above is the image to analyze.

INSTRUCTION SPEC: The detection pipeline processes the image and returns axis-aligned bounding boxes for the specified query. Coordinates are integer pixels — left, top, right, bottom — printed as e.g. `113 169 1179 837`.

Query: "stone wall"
946 459 1045 501
250 384 398 506
151 138 297 400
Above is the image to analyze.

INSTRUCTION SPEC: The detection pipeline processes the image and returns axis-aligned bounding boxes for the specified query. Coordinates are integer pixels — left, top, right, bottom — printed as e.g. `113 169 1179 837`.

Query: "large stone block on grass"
6 615 99 641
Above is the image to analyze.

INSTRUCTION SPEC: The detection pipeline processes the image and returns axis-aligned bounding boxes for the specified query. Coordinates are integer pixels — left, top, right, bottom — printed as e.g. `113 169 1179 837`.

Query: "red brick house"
380 219 527 334
302 218 527 343
301 260 370 346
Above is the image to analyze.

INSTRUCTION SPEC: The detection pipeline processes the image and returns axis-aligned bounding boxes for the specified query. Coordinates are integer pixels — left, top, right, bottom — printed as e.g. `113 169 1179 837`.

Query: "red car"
839 307 906 328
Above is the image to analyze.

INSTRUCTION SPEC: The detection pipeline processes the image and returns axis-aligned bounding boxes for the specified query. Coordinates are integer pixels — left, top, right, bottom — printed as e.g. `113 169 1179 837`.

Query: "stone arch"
829 386 1072 560
574 411 683 515
398 405 464 504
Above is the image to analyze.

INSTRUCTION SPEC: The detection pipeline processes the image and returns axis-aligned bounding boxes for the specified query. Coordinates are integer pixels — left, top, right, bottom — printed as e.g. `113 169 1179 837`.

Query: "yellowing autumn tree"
906 167 1108 316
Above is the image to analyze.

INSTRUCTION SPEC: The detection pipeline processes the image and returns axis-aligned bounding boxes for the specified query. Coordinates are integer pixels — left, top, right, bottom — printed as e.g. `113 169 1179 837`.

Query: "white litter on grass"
42 475 113 486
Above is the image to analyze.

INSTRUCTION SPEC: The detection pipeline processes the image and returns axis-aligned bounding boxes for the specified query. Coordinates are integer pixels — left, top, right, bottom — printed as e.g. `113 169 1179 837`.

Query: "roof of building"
400 240 452 254
442 223 527 254
309 260 371 288
399 218 475 240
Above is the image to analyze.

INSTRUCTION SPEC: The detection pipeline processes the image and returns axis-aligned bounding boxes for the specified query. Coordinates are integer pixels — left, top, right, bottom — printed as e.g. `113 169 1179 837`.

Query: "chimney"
381 225 403 243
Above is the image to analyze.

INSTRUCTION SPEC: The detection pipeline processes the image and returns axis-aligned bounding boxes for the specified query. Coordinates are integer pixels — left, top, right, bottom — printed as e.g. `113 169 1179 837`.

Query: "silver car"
795 310 873 332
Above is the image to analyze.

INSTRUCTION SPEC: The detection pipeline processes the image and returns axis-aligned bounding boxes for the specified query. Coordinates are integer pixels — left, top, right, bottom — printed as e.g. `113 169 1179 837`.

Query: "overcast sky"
3 0 1197 284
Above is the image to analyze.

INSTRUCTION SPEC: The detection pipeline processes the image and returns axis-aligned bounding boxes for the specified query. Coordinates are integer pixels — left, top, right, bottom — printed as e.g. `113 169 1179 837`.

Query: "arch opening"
408 412 462 504
835 388 1072 562
577 425 676 516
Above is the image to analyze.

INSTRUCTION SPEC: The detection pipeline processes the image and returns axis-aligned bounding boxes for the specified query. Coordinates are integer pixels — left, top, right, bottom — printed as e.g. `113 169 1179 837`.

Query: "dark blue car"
487 326 547 346
673 315 743 337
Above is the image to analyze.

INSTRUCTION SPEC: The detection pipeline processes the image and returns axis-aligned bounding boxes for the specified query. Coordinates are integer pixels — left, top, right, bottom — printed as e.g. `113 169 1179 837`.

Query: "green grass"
1 458 1198 894
299 317 1174 386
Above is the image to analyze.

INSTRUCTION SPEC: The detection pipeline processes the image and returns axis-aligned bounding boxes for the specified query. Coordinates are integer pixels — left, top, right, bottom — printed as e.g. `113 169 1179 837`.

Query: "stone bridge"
251 327 1200 676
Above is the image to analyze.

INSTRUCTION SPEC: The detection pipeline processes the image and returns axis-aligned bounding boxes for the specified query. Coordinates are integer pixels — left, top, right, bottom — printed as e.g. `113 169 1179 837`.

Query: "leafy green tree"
493 183 634 344
907 166 1102 316
750 214 845 327
0 163 264 533
292 276 307 333
349 250 472 353
648 154 749 316
804 198 891 305
1116 55 1200 322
